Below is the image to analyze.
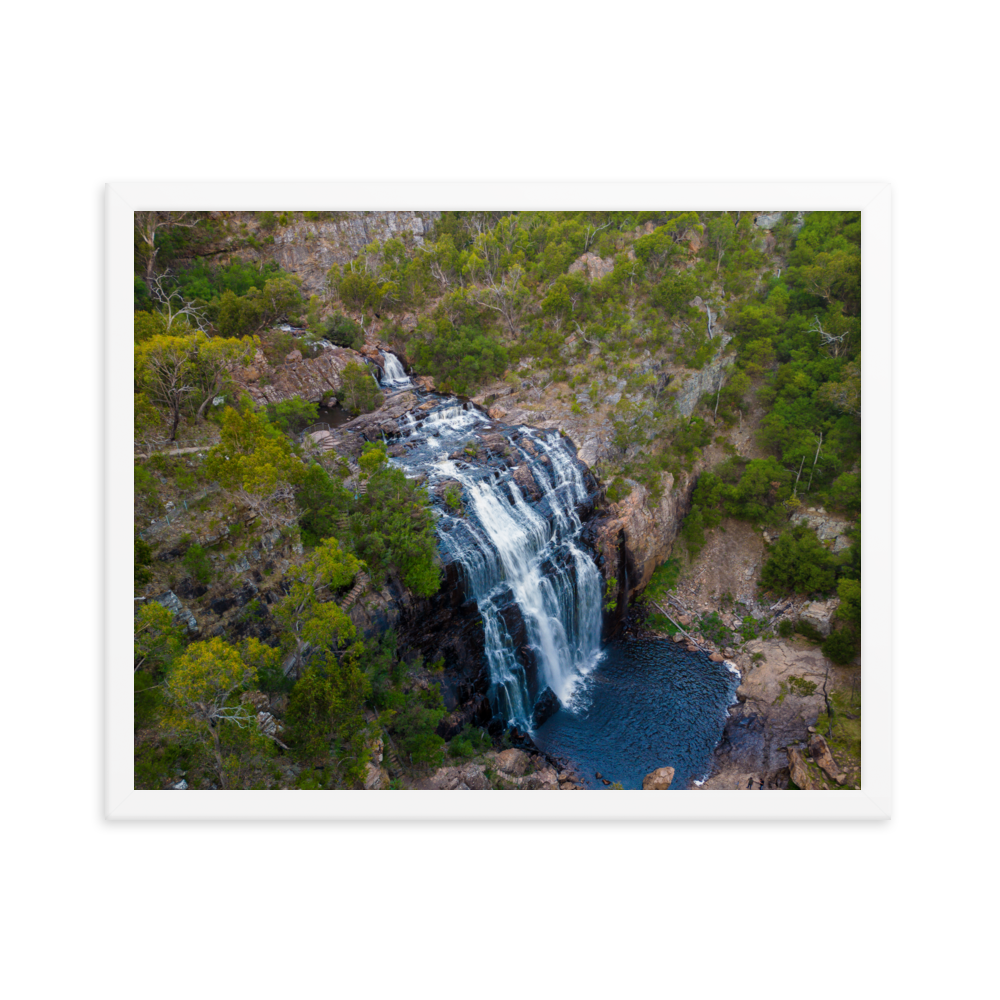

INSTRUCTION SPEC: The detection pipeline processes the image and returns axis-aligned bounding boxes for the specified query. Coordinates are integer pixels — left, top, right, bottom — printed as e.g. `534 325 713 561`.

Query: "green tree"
338 361 384 416
163 637 265 788
345 443 441 596
760 525 837 595
272 537 363 678
134 602 184 674
203 406 307 528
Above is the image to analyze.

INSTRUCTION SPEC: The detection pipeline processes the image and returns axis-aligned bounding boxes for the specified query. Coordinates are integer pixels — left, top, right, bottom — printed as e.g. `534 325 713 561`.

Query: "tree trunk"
169 403 181 443
196 386 219 422
211 725 227 789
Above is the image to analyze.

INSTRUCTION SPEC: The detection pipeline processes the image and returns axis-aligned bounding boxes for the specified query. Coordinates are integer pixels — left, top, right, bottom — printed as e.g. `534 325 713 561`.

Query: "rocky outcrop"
696 637 851 790
568 252 614 282
786 747 814 789
790 507 854 554
585 471 684 614
808 733 845 785
642 766 675 790
799 598 841 637
413 748 564 790
239 212 440 296
237 345 371 407
150 590 199 634
671 336 735 418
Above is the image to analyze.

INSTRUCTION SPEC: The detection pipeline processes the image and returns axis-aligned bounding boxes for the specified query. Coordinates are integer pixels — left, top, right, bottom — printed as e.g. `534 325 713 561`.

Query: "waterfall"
380 351 413 389
390 402 603 731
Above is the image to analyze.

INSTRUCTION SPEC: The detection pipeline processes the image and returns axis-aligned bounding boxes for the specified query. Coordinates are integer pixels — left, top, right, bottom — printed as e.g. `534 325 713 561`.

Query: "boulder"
568 252 614 282
642 767 675 790
494 748 532 777
786 747 814 789
284 349 303 363
754 212 784 230
808 733 846 784
710 652 725 662
150 590 199 635
799 598 841 638
532 687 561 728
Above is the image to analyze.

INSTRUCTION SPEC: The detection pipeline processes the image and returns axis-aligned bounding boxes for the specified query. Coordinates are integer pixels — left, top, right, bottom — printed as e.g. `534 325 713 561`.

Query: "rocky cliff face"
582 472 686 621
254 211 439 296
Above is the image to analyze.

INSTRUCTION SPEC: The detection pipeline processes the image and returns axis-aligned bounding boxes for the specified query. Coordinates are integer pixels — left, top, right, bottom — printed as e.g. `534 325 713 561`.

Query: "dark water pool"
531 639 740 790
314 403 353 430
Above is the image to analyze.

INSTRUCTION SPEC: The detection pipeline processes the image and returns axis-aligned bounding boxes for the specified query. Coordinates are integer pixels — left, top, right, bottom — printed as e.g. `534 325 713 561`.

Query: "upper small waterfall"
379 351 413 389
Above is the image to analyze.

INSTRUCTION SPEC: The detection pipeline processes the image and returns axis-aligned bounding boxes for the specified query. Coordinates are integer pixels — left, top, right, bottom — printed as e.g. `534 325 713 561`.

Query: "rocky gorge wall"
208 210 441 297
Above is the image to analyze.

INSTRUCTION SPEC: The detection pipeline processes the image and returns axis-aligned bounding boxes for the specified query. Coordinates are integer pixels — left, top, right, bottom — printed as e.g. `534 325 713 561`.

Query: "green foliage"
444 483 463 513
392 683 446 769
181 543 212 585
322 312 365 351
134 602 185 676
836 577 861 627
643 559 681 604
822 628 858 665
409 318 508 395
295 462 352 548
606 478 633 503
788 676 818 697
825 472 861 515
778 618 796 639
339 361 384 416
203 406 306 527
135 537 155 585
264 397 319 435
346 455 441 597
167 258 282 305
448 726 492 759
214 274 304 337
760 525 837 595
134 277 152 312
795 620 824 643
604 577 618 613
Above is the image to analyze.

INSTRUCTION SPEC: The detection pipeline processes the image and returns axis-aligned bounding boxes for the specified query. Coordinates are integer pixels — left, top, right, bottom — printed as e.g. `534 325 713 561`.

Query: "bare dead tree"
806 431 824 491
573 321 601 351
472 265 526 336
583 220 611 253
148 272 211 333
809 315 850 357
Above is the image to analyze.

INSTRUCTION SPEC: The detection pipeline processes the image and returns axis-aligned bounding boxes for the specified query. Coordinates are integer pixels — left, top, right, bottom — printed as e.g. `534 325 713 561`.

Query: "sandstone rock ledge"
413 748 577 790
694 637 852 791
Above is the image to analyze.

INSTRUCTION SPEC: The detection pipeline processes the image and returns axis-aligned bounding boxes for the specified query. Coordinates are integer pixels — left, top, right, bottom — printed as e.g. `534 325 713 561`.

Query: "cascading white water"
390 402 604 731
380 351 413 389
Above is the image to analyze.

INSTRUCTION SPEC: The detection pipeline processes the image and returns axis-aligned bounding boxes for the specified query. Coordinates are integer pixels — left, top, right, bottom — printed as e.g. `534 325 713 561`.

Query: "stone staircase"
338 571 370 611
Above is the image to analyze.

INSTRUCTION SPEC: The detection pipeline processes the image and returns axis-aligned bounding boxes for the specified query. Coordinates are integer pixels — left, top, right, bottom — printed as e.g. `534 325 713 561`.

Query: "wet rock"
532 687 561 728
642 766 675 790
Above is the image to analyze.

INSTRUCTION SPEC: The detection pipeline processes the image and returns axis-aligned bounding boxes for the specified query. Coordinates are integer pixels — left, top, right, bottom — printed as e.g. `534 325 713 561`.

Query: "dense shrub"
760 524 837 595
